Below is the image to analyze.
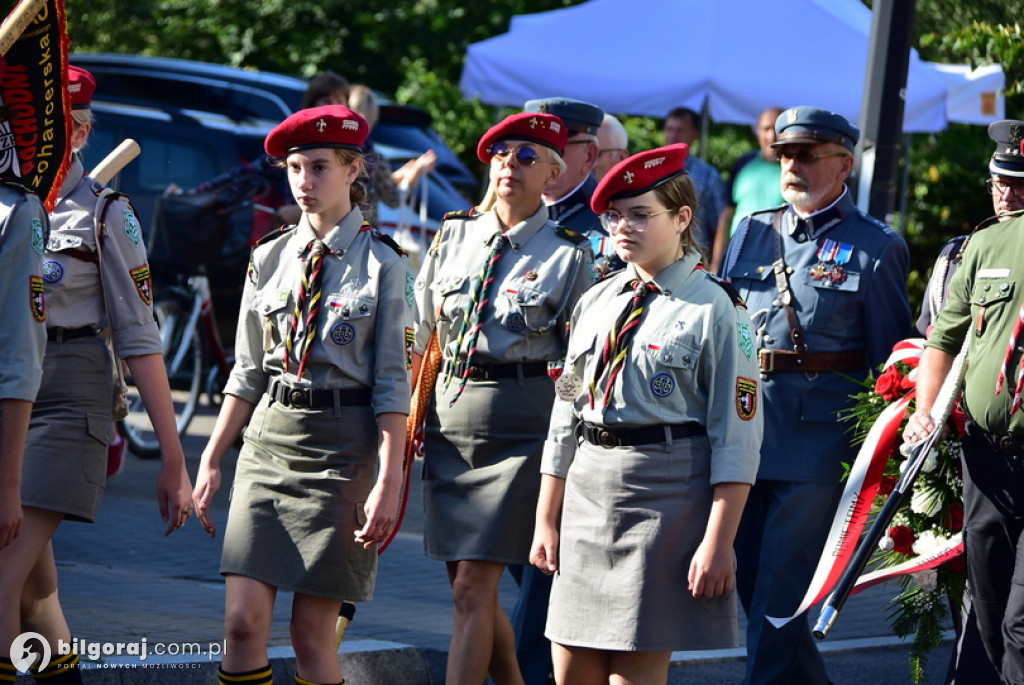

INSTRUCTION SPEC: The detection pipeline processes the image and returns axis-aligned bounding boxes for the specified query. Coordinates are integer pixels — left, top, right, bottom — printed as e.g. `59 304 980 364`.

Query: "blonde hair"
347 85 379 130
652 173 702 259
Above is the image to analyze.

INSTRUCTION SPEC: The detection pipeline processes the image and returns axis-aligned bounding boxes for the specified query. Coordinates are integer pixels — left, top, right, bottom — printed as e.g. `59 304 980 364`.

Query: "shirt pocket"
256 291 292 351
325 291 376 346
802 269 861 332
970 275 1016 340
728 260 774 303
437 275 470 323
498 283 552 335
636 333 700 400
565 330 597 377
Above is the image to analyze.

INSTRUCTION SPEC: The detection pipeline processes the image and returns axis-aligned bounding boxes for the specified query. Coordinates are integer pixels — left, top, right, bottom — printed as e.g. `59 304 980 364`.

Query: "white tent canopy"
460 0 1005 133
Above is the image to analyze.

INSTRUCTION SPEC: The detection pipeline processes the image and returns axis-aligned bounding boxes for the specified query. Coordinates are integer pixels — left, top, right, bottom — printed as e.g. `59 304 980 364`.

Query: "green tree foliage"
68 0 1023 300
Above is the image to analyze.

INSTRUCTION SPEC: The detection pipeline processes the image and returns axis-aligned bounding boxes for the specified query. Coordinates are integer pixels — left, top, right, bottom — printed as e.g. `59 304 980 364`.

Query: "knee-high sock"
218 664 273 685
31 653 82 684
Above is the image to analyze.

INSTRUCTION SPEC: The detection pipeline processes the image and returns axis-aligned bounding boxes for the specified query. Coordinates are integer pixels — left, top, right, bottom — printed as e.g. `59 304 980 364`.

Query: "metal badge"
555 371 584 401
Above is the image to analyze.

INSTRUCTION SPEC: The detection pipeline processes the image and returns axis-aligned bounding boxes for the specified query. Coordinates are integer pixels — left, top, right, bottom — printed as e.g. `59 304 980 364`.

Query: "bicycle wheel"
120 292 204 459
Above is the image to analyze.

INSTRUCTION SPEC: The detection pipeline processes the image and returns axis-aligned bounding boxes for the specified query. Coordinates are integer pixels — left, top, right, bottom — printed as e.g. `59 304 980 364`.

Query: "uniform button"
342 308 351 316
764 336 775 344
359 304 369 313
984 284 991 291
756 266 764 274
1002 283 1010 291
979 297 987 304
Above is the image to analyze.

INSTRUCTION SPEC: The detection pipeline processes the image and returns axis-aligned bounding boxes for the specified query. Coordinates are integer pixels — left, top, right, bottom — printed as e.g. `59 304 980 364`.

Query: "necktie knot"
310 239 327 256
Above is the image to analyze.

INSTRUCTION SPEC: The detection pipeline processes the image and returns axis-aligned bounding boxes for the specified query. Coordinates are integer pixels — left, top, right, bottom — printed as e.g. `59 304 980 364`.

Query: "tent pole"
854 0 917 223
699 96 710 160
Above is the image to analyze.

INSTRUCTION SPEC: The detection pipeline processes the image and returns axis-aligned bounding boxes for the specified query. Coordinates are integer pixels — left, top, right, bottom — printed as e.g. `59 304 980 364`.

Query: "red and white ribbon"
852 534 963 593
767 394 912 628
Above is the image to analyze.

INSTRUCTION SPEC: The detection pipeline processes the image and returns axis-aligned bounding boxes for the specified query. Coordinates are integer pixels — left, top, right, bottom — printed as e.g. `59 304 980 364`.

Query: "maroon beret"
68 65 96 109
476 112 568 163
590 144 690 213
265 105 368 157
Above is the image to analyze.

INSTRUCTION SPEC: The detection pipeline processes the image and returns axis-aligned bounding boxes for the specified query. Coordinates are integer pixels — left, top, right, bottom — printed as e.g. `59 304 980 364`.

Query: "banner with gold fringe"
0 0 70 210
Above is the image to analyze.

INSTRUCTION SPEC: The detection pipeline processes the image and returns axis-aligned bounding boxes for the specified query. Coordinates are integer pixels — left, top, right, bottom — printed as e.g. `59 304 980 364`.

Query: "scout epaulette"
554 225 587 245
254 224 296 246
371 228 409 257
712 276 747 309
443 207 479 221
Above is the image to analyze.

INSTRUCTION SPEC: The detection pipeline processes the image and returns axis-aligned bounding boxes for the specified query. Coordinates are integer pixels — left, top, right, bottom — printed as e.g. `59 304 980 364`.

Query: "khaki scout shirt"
225 208 414 416
0 184 47 401
542 252 763 484
46 155 161 358
929 215 1024 435
413 205 594 364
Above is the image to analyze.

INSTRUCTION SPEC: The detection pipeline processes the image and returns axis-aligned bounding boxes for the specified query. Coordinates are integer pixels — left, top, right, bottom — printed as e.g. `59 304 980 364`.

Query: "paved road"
36 400 957 683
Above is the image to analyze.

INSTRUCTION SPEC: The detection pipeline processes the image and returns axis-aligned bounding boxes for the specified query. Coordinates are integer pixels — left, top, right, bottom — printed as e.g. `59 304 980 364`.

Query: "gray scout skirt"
22 335 113 523
546 434 739 652
220 393 378 601
422 374 554 564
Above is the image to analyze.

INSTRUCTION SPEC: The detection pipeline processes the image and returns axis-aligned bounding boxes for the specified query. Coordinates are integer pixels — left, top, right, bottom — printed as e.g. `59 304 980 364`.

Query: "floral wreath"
843 337 967 683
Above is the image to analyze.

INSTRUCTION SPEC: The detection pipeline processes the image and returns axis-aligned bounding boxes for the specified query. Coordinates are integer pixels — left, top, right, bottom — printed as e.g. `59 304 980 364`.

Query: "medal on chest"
809 238 854 286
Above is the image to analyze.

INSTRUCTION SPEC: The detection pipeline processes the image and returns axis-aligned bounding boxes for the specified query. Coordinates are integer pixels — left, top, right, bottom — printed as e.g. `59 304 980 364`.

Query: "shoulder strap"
553 224 588 246
254 224 296 246
769 209 808 352
371 228 409 257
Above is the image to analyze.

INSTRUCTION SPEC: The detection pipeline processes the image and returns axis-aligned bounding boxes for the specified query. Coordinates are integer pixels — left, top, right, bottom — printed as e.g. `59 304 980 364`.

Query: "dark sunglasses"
489 142 543 166
774 148 851 164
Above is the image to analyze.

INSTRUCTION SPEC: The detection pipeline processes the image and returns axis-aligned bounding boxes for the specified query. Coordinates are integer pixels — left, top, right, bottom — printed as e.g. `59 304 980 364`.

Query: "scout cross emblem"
623 170 635 184
529 117 540 129
316 118 327 132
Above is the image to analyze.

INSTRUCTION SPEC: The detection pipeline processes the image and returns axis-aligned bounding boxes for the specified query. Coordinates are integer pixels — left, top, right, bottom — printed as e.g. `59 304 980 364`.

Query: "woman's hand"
158 458 194 536
529 522 559 575
688 538 735 598
354 477 401 549
192 461 222 538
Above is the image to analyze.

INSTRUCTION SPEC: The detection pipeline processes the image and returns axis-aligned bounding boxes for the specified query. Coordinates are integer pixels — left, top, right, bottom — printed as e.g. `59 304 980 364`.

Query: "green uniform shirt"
928 215 1024 435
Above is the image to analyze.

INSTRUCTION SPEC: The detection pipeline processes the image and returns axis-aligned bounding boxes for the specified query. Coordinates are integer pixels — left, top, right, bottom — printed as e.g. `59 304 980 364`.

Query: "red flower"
889 525 916 555
875 366 904 401
945 503 964 531
899 373 916 393
878 476 898 496
903 356 920 368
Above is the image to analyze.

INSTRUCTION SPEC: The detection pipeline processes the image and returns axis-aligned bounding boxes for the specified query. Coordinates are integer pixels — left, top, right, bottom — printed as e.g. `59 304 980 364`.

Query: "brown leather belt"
758 348 866 373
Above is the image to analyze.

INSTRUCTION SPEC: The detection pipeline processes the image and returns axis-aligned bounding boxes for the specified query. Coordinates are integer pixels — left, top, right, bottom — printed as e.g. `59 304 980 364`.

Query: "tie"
996 301 1024 414
445 231 506 406
284 239 328 380
589 278 659 409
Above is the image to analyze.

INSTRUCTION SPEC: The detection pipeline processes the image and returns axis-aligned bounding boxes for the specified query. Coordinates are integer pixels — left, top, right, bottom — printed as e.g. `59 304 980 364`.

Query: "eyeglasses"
489 142 542 166
774 149 851 164
599 148 626 155
600 208 673 233
986 177 1024 199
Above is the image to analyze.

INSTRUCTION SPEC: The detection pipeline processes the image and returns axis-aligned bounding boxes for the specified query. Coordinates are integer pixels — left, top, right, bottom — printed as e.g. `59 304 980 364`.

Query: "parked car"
81 97 471 340
71 52 479 197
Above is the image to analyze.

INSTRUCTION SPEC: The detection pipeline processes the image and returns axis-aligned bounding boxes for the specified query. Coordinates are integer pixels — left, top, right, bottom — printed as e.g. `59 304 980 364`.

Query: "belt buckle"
758 348 775 372
289 388 309 408
998 434 1017 455
596 428 618 449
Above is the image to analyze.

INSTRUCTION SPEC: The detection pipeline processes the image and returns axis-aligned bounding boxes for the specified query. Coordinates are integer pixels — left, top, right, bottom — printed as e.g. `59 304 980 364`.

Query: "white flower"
911 530 949 556
910 569 938 591
921 449 939 473
910 485 943 518
879 535 895 552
